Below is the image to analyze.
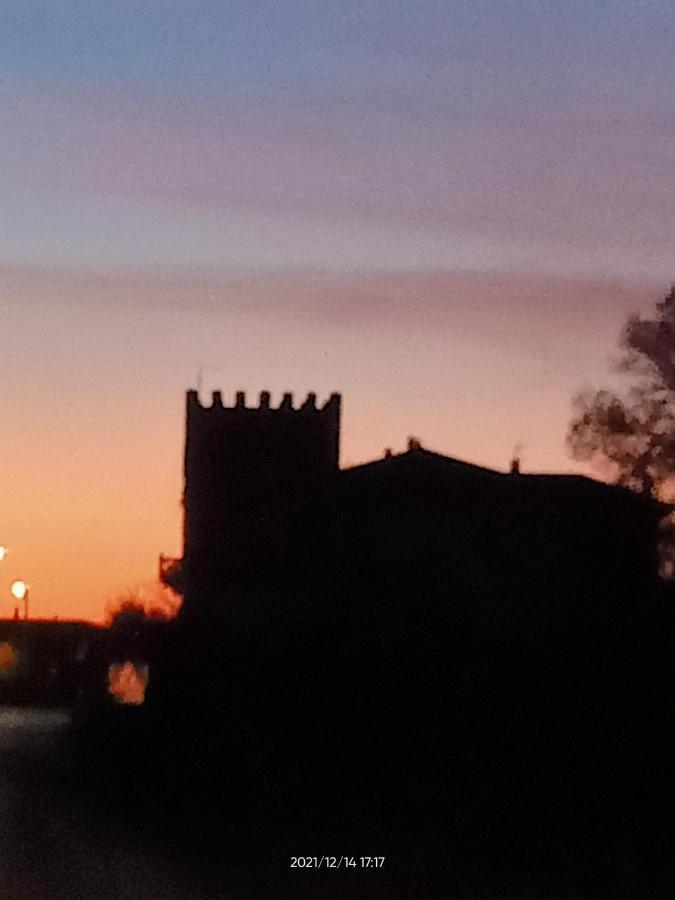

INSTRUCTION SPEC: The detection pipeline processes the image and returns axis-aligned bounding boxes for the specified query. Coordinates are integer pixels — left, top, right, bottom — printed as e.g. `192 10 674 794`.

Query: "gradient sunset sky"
1 1 674 620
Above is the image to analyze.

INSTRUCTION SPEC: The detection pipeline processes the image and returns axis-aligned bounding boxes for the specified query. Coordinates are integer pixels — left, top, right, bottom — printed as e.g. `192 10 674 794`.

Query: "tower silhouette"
182 389 341 603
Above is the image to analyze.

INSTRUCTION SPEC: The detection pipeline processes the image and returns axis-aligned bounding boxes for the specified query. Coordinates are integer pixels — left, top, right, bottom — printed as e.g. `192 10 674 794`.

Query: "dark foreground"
6 682 675 900
73 593 675 899
9 586 675 897
0 707 211 899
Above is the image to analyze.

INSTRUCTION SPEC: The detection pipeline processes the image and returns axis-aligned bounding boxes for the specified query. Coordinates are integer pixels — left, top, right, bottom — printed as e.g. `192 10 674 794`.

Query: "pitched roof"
340 446 671 519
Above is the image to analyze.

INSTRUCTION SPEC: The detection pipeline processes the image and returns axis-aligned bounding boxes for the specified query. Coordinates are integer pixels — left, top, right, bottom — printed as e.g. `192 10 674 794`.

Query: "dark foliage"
568 283 675 498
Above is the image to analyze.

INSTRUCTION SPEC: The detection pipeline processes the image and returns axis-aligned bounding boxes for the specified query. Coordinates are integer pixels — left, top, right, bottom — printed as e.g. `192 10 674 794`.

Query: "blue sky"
3 2 673 101
2 1 674 278
2 1 675 276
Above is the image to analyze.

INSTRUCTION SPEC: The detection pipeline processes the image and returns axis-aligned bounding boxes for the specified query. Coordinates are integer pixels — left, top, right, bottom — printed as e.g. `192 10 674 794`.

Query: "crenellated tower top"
182 388 341 599
186 389 341 415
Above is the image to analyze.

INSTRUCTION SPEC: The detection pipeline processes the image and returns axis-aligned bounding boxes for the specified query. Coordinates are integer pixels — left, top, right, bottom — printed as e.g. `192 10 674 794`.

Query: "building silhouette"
162 388 667 625
181 389 339 599
144 390 675 893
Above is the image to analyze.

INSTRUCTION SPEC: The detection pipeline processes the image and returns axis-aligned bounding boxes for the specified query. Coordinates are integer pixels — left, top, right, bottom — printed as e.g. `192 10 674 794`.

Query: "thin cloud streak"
2 84 675 279
1 263 664 331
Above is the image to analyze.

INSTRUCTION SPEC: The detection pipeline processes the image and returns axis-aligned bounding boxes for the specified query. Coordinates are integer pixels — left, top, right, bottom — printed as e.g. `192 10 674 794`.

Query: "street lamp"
10 580 29 621
0 548 8 619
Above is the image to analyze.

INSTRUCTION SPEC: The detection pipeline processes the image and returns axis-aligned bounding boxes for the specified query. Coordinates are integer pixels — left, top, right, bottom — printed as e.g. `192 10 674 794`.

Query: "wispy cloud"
3 82 675 279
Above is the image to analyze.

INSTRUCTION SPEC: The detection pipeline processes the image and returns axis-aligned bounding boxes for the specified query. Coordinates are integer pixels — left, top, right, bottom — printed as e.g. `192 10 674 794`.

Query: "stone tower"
182 389 341 600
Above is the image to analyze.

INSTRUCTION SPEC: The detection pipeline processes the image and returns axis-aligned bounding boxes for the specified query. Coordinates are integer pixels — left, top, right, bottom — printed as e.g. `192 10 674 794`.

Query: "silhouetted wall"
182 389 340 610
85 393 675 896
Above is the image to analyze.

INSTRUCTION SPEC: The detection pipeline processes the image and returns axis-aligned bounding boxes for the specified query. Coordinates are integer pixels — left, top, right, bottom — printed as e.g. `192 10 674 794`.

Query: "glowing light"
0 643 15 671
0 546 7 561
107 661 149 705
10 580 27 601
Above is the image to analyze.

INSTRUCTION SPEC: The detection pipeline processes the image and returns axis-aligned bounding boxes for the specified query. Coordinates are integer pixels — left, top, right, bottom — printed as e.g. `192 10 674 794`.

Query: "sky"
1 1 674 620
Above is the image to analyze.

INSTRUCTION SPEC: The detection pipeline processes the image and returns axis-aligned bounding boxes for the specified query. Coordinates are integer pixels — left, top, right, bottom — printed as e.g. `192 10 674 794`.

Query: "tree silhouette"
624 285 675 390
567 284 675 498
105 581 181 626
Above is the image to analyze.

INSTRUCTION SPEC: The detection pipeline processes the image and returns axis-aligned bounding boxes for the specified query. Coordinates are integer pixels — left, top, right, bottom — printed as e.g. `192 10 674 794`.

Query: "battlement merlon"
184 389 342 480
181 388 341 570
185 389 341 415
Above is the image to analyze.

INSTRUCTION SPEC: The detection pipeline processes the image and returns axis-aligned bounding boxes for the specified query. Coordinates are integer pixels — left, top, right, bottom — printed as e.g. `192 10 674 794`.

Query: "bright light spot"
0 546 7 561
10 580 27 601
0 643 15 671
107 661 149 705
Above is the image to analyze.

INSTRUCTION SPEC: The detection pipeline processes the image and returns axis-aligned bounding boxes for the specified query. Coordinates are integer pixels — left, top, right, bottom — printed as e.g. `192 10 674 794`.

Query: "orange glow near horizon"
1 267 661 622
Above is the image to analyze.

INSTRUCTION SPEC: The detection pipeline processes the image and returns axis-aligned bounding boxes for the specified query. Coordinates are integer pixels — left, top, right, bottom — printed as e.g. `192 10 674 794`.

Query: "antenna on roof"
510 442 524 474
195 364 222 394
